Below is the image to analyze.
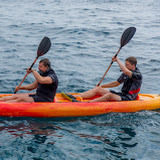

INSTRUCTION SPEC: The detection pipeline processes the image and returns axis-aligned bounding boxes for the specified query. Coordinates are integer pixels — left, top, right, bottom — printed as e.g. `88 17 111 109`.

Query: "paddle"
97 27 136 86
14 36 51 94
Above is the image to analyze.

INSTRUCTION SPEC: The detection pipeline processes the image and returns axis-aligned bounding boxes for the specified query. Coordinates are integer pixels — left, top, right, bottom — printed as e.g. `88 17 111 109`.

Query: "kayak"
0 93 160 118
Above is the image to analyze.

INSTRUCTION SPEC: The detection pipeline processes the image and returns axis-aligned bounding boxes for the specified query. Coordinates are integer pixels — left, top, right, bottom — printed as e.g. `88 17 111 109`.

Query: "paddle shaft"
97 27 136 86
97 47 121 86
13 37 51 94
14 57 38 94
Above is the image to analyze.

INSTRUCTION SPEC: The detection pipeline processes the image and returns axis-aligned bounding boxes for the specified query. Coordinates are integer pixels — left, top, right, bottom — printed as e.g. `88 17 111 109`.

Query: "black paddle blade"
120 27 136 48
37 37 51 57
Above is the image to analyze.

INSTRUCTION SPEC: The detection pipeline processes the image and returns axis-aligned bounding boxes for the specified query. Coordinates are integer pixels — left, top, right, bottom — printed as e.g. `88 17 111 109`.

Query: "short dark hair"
125 57 137 66
39 58 51 67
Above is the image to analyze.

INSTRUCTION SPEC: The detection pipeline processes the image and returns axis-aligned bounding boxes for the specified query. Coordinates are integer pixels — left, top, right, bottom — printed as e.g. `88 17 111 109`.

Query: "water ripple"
0 0 160 159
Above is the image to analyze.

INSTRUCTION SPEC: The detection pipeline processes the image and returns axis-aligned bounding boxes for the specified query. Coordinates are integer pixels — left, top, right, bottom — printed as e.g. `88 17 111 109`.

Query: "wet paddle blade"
37 37 51 57
120 27 136 48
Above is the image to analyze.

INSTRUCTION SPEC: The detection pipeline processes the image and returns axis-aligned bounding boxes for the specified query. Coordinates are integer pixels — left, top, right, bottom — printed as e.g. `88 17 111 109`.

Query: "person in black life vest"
62 56 142 102
0 58 58 102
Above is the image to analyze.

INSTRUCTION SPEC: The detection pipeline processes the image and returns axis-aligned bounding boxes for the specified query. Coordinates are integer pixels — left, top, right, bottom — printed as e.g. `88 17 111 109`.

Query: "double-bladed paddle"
97 27 136 86
14 37 51 94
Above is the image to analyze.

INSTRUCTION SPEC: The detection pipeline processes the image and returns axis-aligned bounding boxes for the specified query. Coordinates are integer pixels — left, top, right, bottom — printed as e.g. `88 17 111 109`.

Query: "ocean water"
0 0 160 159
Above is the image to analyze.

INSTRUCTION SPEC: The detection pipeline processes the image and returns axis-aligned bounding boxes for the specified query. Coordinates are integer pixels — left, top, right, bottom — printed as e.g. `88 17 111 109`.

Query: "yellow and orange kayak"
0 93 160 118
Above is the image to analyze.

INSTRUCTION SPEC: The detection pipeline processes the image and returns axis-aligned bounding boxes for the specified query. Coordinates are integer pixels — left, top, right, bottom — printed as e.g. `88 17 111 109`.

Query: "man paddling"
62 56 142 102
0 58 58 102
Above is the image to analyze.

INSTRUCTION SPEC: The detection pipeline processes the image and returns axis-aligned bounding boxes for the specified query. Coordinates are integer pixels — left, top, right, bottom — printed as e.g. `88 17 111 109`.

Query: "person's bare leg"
75 86 110 99
4 95 34 103
0 94 19 102
0 93 33 102
89 93 122 102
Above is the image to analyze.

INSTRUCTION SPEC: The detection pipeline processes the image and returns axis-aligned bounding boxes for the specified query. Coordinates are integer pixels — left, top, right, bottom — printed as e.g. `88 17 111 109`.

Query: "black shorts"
29 95 50 102
110 90 132 101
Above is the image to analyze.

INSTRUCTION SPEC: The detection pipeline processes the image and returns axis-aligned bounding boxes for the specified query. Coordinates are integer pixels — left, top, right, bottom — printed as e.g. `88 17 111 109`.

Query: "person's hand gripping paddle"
14 37 51 94
97 27 136 86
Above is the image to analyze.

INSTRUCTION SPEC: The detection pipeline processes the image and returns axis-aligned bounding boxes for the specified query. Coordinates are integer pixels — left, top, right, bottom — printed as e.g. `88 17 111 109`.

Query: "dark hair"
125 57 137 66
39 58 51 67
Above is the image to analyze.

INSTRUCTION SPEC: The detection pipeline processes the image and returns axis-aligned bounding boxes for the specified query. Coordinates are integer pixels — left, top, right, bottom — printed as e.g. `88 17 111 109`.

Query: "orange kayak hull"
0 93 160 118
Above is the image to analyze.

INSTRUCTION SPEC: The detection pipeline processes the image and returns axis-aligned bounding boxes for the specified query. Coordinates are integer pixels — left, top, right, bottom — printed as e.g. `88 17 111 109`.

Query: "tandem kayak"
0 93 160 118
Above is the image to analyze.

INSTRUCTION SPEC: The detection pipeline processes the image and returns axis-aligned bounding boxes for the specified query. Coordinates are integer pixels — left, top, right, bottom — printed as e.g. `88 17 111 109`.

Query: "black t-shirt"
36 68 58 102
117 67 142 100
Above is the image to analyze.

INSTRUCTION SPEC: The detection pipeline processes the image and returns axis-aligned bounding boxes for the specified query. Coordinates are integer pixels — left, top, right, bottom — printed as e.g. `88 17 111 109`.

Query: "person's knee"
95 86 104 93
92 86 100 93
103 93 112 100
13 94 20 99
16 95 28 102
16 97 24 102
104 93 121 101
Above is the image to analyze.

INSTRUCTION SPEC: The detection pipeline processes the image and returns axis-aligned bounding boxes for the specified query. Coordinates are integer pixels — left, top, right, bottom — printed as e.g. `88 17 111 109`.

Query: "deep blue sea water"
0 0 160 159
